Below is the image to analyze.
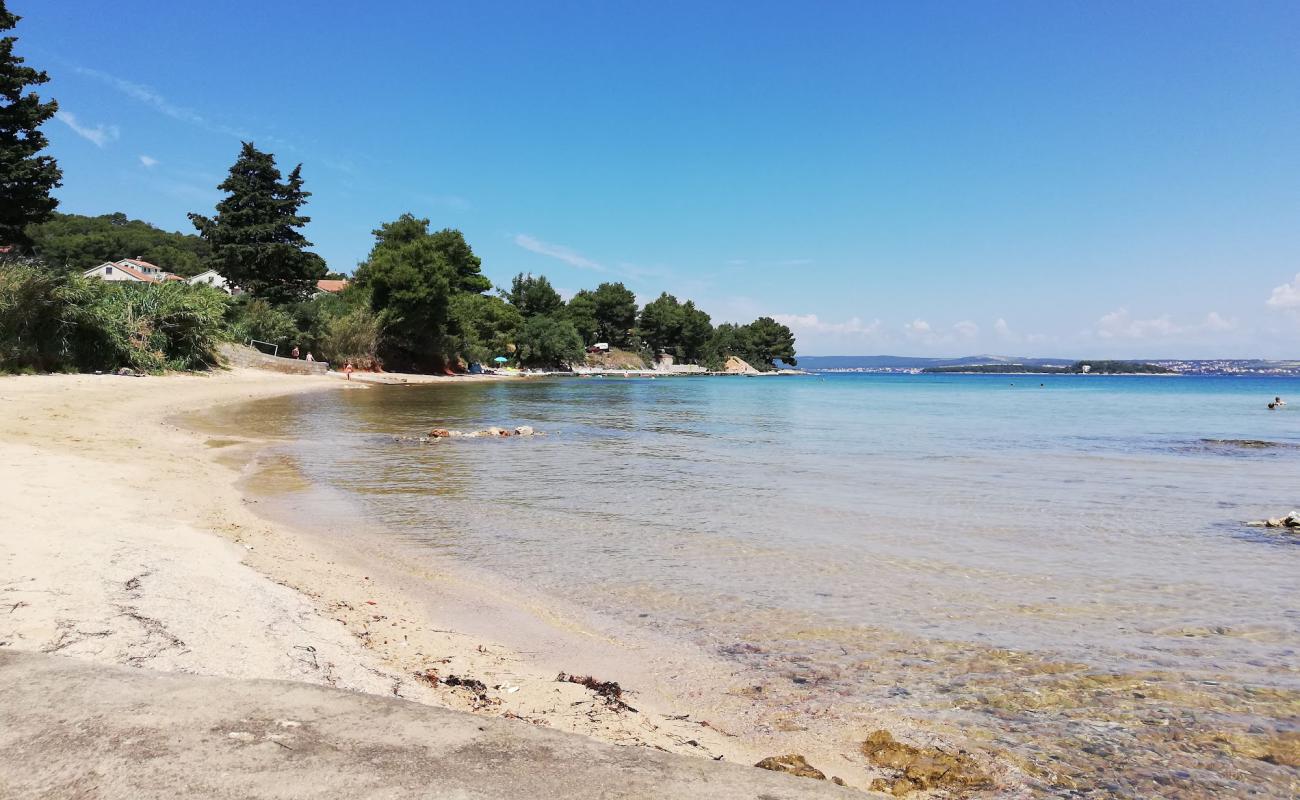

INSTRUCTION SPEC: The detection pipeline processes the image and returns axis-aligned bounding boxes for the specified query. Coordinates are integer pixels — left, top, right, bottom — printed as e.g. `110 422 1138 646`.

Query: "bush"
0 259 115 372
97 281 229 371
515 314 584 369
0 259 228 373
318 308 380 368
227 297 298 354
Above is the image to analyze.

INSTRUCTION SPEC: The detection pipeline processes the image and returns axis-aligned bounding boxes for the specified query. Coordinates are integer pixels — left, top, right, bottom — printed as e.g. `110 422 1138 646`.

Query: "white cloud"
772 313 884 337
513 234 605 271
1204 311 1236 331
1095 309 1236 340
1096 309 1179 340
903 318 933 337
994 318 1015 340
55 111 119 147
138 155 159 168
1266 273 1300 309
953 320 979 339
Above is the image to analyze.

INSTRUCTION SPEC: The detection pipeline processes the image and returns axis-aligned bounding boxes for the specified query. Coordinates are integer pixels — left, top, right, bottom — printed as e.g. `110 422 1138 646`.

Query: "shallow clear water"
237 374 1300 796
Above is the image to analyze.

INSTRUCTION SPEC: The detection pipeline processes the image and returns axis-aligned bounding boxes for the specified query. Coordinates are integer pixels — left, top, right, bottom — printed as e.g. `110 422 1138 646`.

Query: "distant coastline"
798 355 1300 376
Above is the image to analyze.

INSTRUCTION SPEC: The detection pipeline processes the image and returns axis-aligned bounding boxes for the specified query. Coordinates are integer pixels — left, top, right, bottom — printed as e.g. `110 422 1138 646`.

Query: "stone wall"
217 343 329 375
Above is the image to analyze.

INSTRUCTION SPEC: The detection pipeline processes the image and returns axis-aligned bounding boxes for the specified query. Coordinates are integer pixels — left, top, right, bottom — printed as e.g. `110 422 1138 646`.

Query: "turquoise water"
242 374 1300 797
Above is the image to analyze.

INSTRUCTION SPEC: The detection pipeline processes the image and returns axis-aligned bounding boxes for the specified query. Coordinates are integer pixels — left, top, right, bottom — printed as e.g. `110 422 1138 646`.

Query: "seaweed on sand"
557 672 638 713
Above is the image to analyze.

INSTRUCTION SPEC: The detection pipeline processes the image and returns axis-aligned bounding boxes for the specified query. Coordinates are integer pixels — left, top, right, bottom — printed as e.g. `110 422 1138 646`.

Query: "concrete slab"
0 651 860 799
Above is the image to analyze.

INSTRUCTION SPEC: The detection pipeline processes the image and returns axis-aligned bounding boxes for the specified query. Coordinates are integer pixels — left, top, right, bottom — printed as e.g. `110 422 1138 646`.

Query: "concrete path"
0 651 861 799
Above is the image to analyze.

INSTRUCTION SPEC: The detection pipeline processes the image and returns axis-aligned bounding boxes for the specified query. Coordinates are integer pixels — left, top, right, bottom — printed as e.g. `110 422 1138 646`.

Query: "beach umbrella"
493 356 508 363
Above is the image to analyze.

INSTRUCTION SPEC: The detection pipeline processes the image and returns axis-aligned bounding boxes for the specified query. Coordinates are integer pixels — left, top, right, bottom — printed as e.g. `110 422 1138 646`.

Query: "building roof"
316 279 349 293
84 259 180 284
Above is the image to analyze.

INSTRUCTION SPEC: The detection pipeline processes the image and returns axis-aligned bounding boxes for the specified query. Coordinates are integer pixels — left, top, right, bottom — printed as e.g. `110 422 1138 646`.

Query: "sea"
225 373 1300 797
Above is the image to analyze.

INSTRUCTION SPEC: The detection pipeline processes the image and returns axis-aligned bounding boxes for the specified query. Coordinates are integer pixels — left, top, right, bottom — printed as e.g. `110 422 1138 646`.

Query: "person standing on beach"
344 362 354 380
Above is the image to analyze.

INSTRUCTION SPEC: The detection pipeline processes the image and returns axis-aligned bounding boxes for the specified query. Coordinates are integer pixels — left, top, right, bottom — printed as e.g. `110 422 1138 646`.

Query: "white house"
187 269 239 295
83 258 184 284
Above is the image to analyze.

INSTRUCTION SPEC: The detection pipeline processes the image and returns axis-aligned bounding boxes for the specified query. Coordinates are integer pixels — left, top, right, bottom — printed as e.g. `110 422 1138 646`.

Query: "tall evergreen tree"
0 1 61 251
590 281 637 347
189 142 325 303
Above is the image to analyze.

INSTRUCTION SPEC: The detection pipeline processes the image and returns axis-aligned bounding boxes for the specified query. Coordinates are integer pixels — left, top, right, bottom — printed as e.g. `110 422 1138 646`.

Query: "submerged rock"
753 754 826 780
861 729 990 796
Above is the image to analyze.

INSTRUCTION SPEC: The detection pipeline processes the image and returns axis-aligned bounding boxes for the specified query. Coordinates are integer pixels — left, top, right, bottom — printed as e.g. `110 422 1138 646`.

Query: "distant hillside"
798 354 1072 371
27 212 213 277
922 360 1174 375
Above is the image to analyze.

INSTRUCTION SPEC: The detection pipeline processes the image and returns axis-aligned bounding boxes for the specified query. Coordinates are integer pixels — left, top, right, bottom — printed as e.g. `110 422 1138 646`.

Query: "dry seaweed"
557 672 638 713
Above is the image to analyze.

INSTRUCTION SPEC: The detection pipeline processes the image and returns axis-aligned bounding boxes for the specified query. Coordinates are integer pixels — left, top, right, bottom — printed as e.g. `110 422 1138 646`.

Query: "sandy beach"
0 369 874 795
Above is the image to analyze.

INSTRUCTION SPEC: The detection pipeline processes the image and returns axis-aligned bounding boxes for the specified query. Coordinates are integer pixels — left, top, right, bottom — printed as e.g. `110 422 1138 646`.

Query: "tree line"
0 1 795 373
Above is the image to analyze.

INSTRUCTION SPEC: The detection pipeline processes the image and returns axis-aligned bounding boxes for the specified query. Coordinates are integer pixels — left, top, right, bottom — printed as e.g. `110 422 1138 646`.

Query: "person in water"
1275 396 1286 406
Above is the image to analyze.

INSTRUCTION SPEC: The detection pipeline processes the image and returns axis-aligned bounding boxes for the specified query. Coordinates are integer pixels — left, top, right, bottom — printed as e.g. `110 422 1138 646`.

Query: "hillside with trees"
29 212 212 276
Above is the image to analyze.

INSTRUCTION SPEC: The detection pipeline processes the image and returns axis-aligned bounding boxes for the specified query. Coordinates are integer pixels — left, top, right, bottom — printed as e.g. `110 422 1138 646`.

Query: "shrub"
514 314 585 369
0 259 115 372
97 281 229 371
227 296 298 354
318 308 380 368
0 259 228 373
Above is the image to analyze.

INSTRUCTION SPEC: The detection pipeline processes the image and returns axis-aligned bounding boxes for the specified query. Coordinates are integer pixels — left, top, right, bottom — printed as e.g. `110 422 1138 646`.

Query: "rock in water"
429 429 451 438
1245 510 1300 529
753 754 825 780
861 730 990 795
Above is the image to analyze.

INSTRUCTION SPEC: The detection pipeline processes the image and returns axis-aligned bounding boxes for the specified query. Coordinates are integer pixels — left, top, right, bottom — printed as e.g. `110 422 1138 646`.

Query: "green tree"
189 142 326 303
450 292 522 364
0 1 61 250
590 282 637 347
637 292 684 356
428 228 491 293
505 272 563 318
701 322 753 370
514 315 584 369
562 289 599 345
29 212 212 275
677 300 713 362
743 316 797 369
353 213 458 371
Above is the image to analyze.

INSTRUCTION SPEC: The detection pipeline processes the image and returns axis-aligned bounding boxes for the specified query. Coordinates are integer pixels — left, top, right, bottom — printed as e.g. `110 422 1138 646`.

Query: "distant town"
798 355 1300 376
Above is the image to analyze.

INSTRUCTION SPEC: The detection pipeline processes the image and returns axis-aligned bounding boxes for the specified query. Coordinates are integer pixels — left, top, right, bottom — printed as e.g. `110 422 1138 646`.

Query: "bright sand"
0 370 899 790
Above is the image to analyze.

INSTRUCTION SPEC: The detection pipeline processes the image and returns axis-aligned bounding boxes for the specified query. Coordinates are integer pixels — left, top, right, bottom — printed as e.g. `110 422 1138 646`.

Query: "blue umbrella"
493 356 509 363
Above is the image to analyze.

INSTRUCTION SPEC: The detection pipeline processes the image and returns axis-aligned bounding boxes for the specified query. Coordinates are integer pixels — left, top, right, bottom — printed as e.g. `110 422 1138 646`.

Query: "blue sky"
18 0 1300 357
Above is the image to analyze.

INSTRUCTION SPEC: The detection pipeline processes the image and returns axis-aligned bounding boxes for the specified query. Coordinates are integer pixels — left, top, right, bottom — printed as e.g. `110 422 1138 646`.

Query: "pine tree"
189 142 326 304
0 0 62 251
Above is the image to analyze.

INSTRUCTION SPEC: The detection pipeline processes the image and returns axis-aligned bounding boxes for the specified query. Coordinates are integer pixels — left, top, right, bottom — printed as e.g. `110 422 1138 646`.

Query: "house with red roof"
315 279 349 295
83 258 183 284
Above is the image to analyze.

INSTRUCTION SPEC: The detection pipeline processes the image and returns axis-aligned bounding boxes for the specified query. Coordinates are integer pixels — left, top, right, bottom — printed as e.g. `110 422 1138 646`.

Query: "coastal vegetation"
189 143 327 305
0 259 227 373
28 212 212 276
0 2 59 250
0 3 796 374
